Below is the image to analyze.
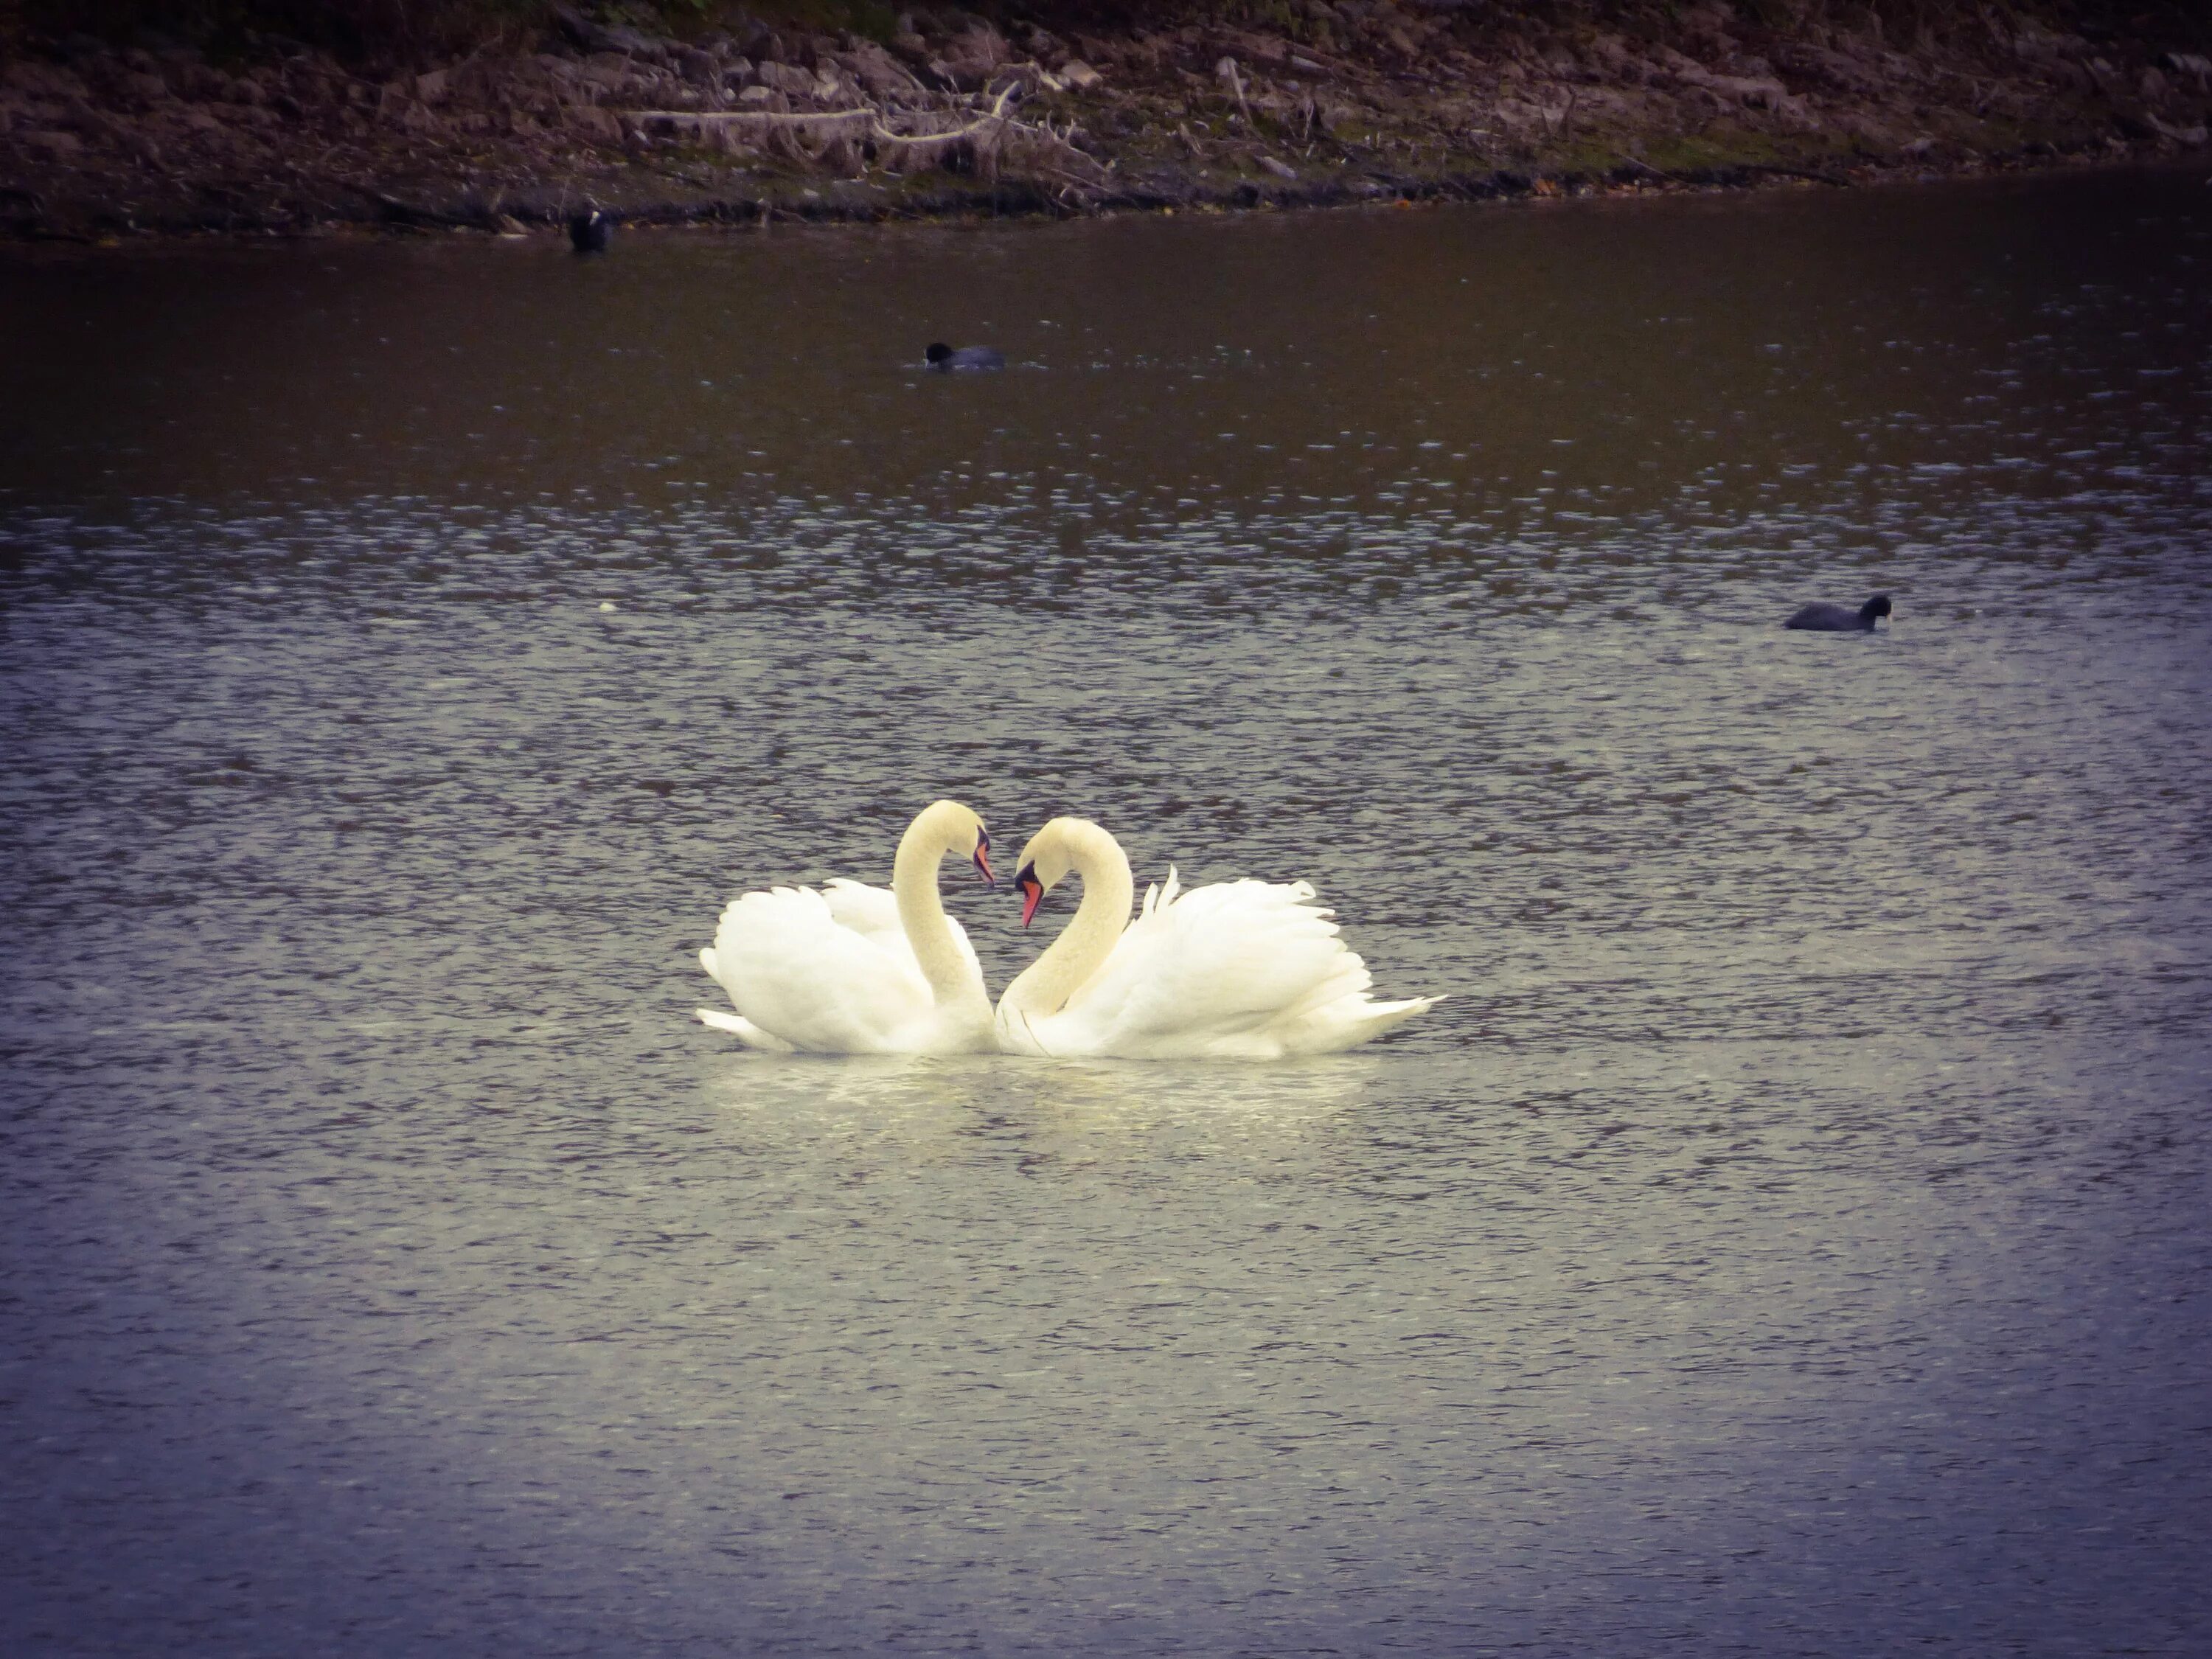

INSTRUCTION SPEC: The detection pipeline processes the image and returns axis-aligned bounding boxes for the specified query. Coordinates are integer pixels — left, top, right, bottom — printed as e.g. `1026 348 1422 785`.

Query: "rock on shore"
1 2 2207 238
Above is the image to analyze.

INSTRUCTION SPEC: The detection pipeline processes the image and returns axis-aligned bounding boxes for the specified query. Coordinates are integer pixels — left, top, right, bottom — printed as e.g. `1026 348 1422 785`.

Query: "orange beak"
1018 867 1043 928
973 830 995 888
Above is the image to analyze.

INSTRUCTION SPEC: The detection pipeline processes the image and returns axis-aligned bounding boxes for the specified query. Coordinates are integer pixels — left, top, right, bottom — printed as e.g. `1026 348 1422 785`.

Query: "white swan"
697 799 997 1054
994 816 1441 1060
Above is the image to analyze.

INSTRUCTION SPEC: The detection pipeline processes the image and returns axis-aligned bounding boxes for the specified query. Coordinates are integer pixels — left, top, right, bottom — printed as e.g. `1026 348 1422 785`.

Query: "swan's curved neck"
1001 821 1134 1020
892 805 973 1004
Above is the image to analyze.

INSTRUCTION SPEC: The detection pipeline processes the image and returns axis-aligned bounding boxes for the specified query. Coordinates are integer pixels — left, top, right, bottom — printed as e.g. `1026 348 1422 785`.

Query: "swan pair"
696 799 1441 1060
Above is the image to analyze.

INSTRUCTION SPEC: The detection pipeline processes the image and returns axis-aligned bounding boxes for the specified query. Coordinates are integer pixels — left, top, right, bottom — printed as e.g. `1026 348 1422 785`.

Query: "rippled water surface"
4 167 2210 1656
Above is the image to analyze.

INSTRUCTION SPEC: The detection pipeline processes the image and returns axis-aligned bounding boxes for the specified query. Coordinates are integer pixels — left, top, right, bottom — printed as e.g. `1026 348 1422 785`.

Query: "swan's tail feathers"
700 946 721 979
1287 992 1445 1055
1273 944 1374 1025
696 1006 800 1052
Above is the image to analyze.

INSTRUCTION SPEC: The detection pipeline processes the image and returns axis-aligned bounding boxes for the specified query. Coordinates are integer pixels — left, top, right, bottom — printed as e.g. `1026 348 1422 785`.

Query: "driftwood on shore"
628 88 1110 186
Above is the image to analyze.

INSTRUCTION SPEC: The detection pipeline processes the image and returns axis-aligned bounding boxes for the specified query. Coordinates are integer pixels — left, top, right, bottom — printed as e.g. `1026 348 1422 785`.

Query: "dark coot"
925 342 1006 371
568 209 612 254
1784 594 1893 632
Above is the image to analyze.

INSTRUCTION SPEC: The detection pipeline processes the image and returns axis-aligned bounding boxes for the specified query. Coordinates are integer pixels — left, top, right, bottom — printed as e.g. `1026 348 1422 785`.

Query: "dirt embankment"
2 2 2208 240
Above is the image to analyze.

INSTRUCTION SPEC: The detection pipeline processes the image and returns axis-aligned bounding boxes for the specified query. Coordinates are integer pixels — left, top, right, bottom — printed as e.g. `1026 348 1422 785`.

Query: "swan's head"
925 342 953 366
1863 594 1893 623
1011 816 1093 928
914 798 995 888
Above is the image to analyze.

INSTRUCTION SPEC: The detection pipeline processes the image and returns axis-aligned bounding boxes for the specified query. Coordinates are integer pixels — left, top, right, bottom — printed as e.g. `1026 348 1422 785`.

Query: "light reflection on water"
2 167 2209 1655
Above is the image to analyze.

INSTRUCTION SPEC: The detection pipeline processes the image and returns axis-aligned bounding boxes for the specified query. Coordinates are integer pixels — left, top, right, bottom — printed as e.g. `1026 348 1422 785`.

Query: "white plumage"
995 819 1440 1060
697 801 996 1055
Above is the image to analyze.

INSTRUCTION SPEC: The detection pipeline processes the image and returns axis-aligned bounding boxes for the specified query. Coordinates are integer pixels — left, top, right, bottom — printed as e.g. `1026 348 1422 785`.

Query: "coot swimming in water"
925 342 1006 372
1785 594 1892 632
569 209 612 254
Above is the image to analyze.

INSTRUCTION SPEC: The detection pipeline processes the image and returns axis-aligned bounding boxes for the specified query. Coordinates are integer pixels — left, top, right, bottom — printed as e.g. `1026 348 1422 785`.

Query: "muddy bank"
3 2 2208 240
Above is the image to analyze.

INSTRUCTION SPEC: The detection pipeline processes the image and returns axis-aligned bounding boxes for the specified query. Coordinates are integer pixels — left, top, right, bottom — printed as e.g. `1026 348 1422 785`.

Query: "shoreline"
3 3 2207 243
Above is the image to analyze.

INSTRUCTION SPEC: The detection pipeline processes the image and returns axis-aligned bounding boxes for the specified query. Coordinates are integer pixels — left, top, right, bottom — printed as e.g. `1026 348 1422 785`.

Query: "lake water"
3 167 2209 1656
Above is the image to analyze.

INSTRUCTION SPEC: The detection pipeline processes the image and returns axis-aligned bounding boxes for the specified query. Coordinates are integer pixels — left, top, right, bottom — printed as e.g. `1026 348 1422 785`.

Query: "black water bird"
1784 594 1893 632
925 342 1006 372
568 209 613 254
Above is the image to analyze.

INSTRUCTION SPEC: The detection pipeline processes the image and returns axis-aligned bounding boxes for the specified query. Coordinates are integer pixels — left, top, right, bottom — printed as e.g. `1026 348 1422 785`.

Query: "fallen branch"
1218 57 1255 126
624 87 1108 186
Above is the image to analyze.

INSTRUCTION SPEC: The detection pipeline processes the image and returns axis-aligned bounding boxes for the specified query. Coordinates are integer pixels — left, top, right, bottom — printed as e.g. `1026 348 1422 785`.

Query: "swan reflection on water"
703 1048 1387 1139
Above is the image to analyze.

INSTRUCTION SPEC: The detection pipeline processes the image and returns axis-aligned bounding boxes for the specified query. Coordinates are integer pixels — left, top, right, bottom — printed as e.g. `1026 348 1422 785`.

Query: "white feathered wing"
698 878 987 1055
997 871 1439 1060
